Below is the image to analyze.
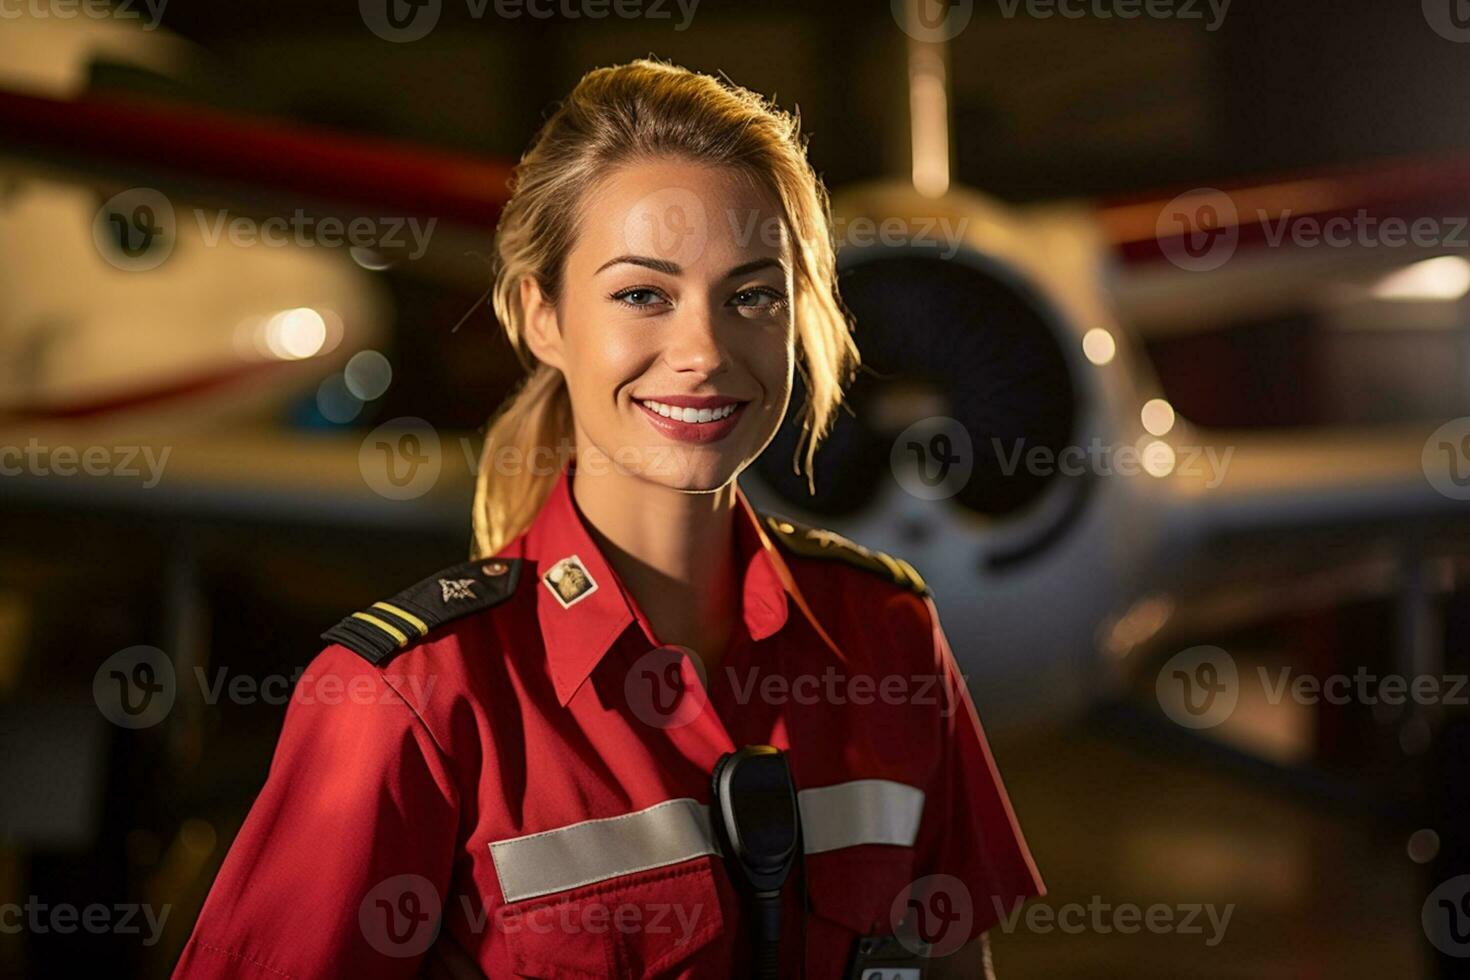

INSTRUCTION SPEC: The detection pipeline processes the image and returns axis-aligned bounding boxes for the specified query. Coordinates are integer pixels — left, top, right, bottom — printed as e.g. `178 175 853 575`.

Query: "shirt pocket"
803 844 918 969
498 856 732 979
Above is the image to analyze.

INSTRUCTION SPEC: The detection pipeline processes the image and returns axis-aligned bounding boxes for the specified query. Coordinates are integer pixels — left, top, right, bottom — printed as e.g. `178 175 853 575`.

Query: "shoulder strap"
322 557 523 666
761 514 930 598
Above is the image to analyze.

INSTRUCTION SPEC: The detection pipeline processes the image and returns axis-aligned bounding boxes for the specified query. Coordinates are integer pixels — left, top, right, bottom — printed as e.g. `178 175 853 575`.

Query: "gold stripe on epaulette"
373 601 428 636
895 557 927 593
763 513 929 596
871 549 904 579
352 611 408 647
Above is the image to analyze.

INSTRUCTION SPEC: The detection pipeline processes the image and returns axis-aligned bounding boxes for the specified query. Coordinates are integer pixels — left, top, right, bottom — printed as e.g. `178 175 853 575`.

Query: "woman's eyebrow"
721 257 784 279
594 255 680 276
593 255 787 278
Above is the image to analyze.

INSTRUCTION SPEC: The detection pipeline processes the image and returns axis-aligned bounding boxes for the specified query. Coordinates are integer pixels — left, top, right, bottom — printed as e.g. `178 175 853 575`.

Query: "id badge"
844 935 930 980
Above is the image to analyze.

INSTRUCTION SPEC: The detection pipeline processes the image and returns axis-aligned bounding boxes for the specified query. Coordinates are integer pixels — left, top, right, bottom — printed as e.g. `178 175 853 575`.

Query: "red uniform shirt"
174 464 1043 978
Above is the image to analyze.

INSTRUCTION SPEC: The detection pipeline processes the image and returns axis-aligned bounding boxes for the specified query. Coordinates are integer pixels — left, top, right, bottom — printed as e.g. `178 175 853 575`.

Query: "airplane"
2 5 1466 751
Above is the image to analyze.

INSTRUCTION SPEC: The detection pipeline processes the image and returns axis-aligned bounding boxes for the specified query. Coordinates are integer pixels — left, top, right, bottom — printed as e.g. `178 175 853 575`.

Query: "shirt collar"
518 463 838 707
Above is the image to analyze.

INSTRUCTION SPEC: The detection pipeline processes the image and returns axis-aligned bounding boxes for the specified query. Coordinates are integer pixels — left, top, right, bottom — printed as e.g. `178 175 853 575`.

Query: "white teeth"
639 400 739 423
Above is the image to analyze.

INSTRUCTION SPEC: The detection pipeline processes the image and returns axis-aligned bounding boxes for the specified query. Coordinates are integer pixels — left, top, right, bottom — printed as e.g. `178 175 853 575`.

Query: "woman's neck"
569 455 740 673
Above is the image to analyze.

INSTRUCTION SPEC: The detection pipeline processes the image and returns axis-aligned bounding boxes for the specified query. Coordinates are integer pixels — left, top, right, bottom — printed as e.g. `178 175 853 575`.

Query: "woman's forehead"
571 160 791 273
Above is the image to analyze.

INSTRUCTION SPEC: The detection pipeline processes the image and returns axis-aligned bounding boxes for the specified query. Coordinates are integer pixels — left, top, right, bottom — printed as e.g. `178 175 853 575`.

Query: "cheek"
744 331 795 411
558 303 653 402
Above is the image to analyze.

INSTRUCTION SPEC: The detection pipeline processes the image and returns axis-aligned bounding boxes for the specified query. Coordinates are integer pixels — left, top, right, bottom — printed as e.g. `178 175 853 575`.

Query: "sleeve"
172 644 460 980
909 594 1045 944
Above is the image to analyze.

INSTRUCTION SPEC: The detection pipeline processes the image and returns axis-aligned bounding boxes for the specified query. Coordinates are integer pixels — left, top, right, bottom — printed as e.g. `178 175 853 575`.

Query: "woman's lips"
634 398 749 444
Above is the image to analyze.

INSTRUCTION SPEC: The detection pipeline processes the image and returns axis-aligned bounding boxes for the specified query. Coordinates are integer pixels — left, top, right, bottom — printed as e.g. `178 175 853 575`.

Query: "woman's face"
524 159 796 492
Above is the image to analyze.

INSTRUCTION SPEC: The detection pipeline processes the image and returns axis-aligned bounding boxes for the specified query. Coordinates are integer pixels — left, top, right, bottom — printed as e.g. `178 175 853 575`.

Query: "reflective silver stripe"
490 797 719 903
489 779 925 902
797 779 925 854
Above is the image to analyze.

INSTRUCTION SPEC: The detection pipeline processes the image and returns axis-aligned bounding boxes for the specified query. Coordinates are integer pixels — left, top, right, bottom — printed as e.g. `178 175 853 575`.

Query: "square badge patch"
542 554 598 609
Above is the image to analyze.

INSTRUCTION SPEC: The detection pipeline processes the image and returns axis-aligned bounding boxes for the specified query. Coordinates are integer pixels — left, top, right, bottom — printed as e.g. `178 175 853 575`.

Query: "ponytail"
470 363 572 559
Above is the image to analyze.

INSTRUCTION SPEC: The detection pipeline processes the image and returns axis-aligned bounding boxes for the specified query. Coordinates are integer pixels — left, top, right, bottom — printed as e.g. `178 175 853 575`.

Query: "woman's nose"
664 304 729 376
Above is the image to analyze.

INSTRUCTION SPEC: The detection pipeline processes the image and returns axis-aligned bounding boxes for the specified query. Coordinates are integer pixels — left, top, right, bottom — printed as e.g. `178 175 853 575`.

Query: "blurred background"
3 0 1470 975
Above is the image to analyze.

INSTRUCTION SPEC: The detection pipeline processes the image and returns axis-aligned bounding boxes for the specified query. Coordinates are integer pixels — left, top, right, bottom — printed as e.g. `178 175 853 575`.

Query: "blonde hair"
471 58 859 559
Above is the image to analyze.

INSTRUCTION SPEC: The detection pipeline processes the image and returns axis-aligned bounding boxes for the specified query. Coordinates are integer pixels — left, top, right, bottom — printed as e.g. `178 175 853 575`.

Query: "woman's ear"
520 276 565 371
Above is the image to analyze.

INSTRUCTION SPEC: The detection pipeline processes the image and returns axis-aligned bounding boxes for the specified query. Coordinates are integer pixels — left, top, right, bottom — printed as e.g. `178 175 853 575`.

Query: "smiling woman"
171 58 1043 980
471 63 859 564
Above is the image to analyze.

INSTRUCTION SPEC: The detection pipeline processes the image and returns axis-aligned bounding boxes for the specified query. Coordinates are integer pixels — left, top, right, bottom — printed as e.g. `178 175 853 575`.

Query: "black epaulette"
761 514 930 598
322 557 523 666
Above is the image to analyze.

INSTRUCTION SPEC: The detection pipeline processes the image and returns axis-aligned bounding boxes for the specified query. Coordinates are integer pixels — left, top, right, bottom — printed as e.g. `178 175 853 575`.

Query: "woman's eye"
731 286 788 312
611 287 667 308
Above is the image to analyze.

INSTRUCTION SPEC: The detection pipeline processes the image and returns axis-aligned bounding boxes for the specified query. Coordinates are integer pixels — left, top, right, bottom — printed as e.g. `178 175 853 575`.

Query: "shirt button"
482 561 510 577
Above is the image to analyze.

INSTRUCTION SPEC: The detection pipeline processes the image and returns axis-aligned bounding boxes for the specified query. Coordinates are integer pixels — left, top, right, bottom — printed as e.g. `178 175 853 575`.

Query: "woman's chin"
652 464 742 494
636 450 747 494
